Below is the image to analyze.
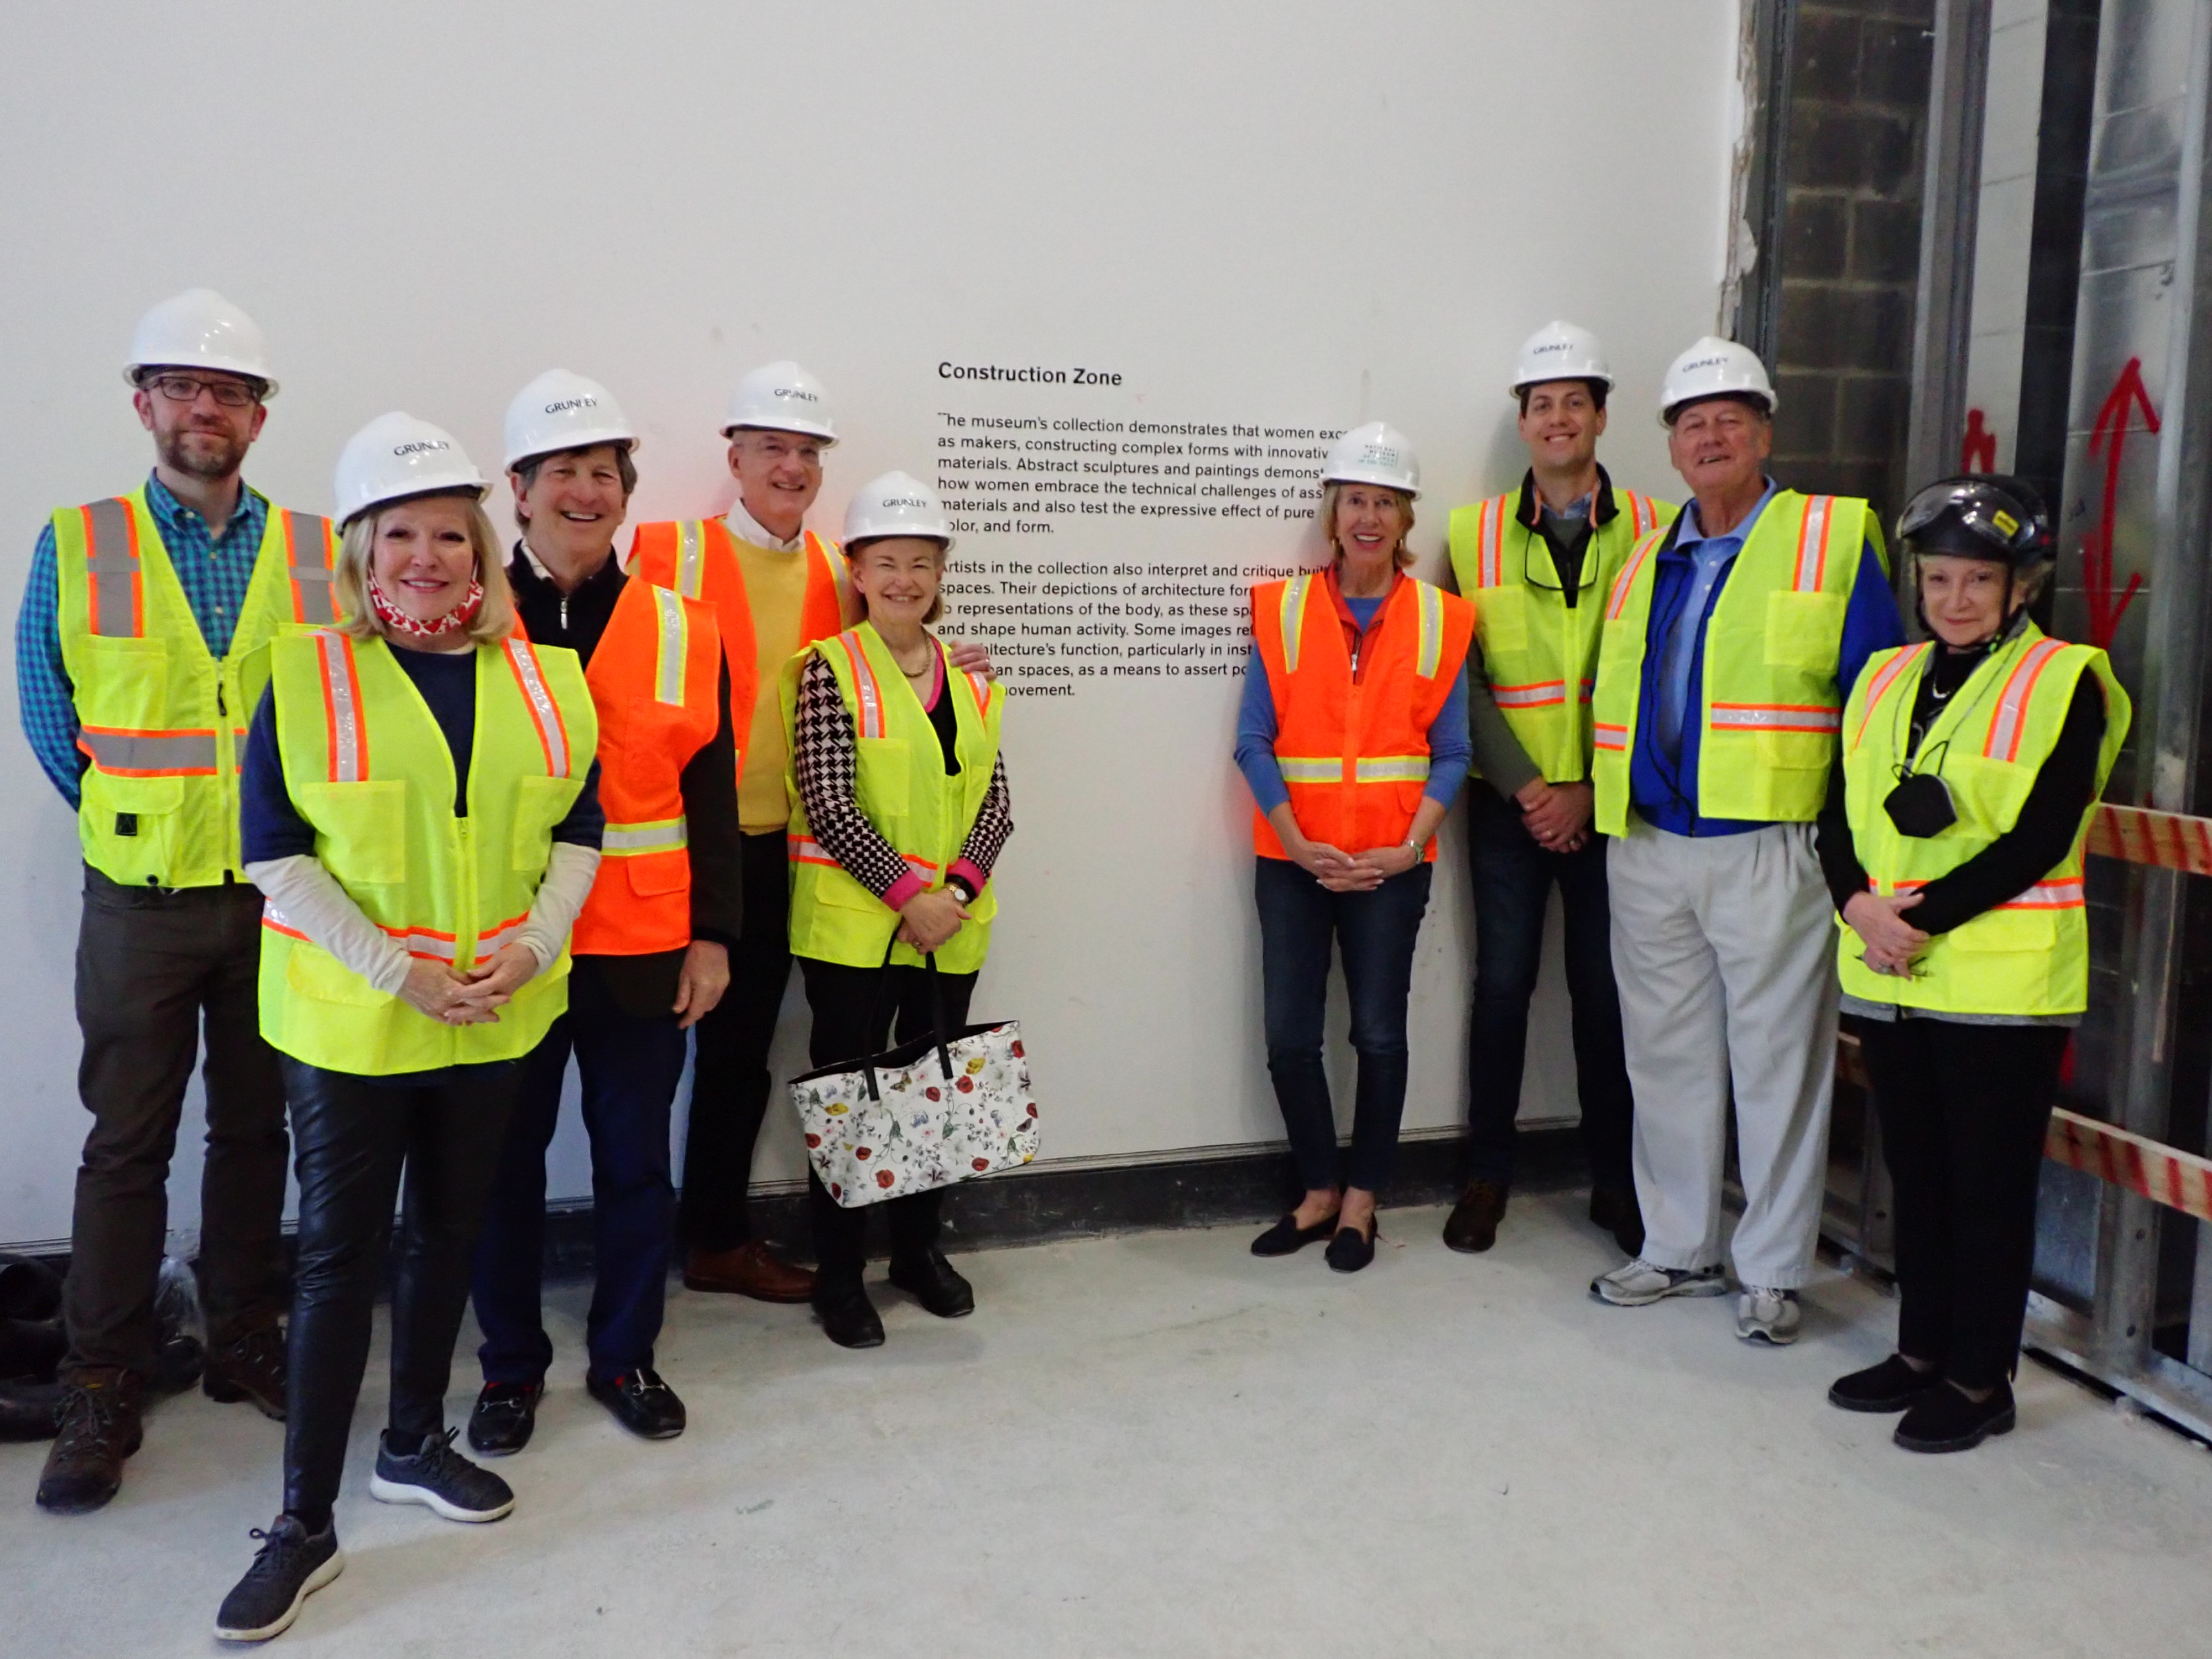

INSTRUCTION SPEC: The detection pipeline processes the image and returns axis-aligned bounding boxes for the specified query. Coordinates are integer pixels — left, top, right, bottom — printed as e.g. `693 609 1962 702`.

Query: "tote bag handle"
858 941 954 1102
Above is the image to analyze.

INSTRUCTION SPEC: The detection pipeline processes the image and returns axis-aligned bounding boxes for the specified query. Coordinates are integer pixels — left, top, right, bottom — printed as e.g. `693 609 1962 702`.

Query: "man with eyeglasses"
1443 324 1672 1261
15 290 336 1514
1585 337 1903 1347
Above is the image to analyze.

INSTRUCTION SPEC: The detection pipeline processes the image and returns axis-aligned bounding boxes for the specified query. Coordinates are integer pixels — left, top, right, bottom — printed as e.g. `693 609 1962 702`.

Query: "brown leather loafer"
1442 1178 1508 1254
682 1240 816 1303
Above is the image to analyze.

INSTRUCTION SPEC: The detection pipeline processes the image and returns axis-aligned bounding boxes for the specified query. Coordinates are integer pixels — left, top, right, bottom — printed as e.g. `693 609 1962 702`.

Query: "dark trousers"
282 1058 520 1524
65 867 289 1378
799 956 978 1281
1859 1019 2071 1392
680 832 791 1250
471 961 685 1386
1463 782 1635 1192
1255 855 1432 1194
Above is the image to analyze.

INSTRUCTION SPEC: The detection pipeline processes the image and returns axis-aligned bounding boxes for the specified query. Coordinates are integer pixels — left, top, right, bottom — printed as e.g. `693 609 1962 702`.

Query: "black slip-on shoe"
586 1367 686 1440
1895 1379 2016 1453
1829 1355 1939 1414
466 1380 543 1457
1251 1213 1338 1258
214 1514 342 1642
888 1249 975 1318
813 1279 886 1349
1324 1224 1376 1274
368 1427 514 1522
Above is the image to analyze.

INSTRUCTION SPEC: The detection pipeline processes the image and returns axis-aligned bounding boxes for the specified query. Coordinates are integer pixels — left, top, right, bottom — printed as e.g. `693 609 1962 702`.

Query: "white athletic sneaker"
1589 1258 1729 1307
1736 1286 1802 1345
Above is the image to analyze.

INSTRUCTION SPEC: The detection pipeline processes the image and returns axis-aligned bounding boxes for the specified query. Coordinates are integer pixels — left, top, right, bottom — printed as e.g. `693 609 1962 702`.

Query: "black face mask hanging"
1883 772 1958 837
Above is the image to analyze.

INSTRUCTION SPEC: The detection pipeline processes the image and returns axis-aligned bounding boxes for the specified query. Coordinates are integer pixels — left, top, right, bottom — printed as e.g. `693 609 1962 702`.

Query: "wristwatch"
944 879 974 904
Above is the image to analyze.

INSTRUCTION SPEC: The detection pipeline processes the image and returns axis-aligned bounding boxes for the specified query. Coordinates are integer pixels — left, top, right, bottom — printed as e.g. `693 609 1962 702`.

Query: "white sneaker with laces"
1736 1286 1802 1344
1589 1258 1729 1307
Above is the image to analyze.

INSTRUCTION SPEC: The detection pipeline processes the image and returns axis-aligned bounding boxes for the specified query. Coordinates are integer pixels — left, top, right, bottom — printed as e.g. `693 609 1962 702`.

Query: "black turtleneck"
1817 639 2107 937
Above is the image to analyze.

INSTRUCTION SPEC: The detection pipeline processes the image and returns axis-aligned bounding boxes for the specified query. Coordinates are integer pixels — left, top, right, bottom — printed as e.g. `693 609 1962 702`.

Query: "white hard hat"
1321 421 1421 498
723 359 837 442
124 288 276 396
1659 336 1777 424
1510 320 1613 397
334 413 490 527
503 369 641 471
843 471 952 549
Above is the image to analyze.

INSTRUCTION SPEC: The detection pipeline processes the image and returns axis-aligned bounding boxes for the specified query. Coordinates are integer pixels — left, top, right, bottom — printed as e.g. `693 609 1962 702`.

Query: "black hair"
1518 378 1609 416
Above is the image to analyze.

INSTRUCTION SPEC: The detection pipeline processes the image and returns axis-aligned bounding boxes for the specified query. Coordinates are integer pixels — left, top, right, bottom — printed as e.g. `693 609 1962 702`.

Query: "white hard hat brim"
1322 468 1420 500
341 481 491 529
125 361 278 398
724 418 838 445
1659 389 1778 427
504 430 641 473
1508 369 1615 397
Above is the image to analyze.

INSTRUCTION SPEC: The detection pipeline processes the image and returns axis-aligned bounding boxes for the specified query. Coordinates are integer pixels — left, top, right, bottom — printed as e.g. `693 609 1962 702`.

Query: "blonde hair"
335 495 516 646
1319 482 1417 570
848 535 949 626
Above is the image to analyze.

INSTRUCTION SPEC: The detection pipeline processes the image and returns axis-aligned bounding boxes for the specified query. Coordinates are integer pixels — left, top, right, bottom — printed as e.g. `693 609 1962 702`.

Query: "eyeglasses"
145 374 260 409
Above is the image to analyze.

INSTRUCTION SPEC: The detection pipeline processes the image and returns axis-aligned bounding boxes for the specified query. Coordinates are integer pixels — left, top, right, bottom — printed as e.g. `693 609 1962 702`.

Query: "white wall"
0 2 1740 1249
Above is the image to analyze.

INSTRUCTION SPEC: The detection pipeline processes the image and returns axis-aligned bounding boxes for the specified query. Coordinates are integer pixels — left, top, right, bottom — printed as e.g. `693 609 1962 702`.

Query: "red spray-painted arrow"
2082 357 2157 649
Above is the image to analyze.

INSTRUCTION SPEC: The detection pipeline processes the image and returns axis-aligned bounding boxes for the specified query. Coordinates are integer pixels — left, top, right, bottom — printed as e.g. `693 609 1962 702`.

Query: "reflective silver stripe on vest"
315 631 366 782
1276 755 1340 783
1707 702 1841 734
77 727 218 774
84 497 139 636
1354 755 1430 782
505 640 572 776
1415 581 1443 677
286 512 337 623
1280 574 1313 674
602 817 688 854
653 585 686 705
1493 680 1569 708
677 521 705 599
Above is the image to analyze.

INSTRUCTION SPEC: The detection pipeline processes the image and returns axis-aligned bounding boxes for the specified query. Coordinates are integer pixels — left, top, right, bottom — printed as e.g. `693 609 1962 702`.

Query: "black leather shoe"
1588 1186 1646 1257
1250 1213 1338 1258
466 1381 543 1456
1325 1223 1376 1274
1443 1180 1508 1254
813 1278 886 1349
1895 1379 2016 1453
586 1368 686 1441
1828 1354 1938 1415
888 1249 975 1318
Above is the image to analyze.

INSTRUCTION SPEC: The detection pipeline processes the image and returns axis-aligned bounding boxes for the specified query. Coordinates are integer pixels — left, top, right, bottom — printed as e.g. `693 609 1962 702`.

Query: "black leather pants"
280 1057 520 1522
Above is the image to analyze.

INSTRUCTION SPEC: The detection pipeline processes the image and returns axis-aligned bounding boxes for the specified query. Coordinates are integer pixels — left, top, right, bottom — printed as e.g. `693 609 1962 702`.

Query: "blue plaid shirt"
16 473 271 807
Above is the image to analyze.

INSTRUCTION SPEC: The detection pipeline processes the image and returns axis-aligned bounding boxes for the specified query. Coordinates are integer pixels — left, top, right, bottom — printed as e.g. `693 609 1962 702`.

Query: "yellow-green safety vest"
1590 489 1885 836
1837 624 2129 1018
51 484 340 886
780 623 1006 974
257 629 598 1076
1448 480 1673 782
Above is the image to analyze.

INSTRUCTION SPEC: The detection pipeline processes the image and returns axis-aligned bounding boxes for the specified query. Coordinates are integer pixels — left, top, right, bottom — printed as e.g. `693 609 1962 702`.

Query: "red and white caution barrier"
2085 802 2212 875
2046 1107 2212 1224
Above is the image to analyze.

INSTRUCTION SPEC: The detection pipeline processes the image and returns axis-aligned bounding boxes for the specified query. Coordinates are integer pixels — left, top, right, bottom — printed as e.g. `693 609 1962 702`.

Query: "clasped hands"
1844 889 1928 978
1292 837 1422 893
1515 778 1594 853
898 885 971 953
398 943 539 1026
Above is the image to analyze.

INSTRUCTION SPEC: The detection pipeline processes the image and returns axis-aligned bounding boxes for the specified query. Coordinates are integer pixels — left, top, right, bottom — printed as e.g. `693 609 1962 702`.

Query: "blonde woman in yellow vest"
779 473 1011 1351
1817 477 2126 1456
213 416 602 1644
1442 322 1672 1259
24 292 331 1516
1585 339 1904 1347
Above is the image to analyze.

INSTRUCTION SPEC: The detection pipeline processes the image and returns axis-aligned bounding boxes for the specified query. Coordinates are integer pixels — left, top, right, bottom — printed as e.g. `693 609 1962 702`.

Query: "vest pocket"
1764 591 1846 670
285 941 391 1007
1478 587 1527 655
624 851 690 898
855 737 911 820
75 635 169 733
1944 905 2058 954
510 775 577 873
293 780 408 886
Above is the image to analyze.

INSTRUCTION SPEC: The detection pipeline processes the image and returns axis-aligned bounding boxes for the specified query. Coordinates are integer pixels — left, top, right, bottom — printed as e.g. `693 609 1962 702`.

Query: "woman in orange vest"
1235 424 1475 1271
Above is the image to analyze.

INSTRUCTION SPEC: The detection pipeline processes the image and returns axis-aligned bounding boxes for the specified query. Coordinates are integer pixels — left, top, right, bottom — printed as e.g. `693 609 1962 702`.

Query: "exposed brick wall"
1768 1 1934 523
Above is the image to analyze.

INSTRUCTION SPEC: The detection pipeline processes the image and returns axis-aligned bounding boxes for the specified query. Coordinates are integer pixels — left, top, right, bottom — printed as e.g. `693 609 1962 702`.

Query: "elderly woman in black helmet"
1815 476 2129 1454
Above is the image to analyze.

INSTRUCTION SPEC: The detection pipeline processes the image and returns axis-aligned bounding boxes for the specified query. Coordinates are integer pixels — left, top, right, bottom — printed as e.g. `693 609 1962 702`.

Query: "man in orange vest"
466 373 742 1451
633 362 990 1305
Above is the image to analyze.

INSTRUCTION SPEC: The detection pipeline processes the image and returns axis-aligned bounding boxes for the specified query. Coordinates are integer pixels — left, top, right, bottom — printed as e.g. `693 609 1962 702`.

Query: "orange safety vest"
627 518 851 708
567 575 727 956
1249 566 1475 860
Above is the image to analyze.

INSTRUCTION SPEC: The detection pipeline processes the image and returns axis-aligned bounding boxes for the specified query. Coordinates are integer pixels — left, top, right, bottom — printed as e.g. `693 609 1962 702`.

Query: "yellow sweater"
731 531 817 833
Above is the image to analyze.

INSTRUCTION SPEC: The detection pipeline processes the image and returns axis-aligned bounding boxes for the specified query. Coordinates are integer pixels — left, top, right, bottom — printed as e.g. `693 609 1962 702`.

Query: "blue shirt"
15 473 271 808
1233 592 1473 818
1630 482 1904 836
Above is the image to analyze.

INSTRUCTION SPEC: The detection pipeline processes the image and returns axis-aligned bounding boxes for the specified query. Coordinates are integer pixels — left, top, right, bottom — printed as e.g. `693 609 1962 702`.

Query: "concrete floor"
7 1194 2212 1657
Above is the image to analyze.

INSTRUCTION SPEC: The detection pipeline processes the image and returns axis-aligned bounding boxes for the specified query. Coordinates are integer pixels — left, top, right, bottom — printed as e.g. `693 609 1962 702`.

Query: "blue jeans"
1255 855 1433 1193
1463 780 1633 1191
471 959 687 1386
